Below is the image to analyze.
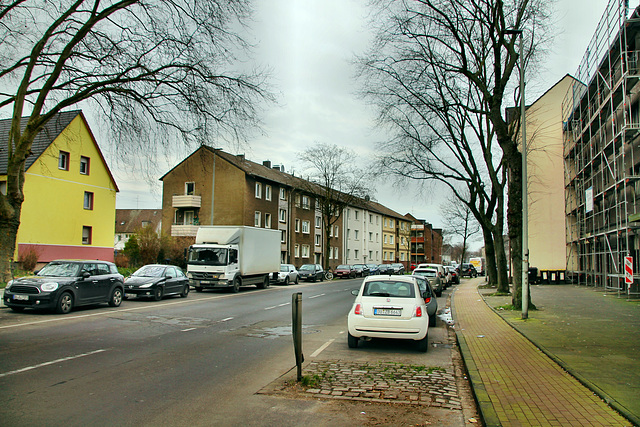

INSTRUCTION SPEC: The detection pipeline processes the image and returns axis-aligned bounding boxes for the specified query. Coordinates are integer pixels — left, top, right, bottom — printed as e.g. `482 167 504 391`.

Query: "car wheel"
417 332 429 352
429 313 437 327
195 287 203 292
295 276 299 284
56 292 74 314
347 332 359 348
153 286 164 301
284 277 290 286
180 284 190 298
10 307 25 312
109 288 123 307
232 277 241 293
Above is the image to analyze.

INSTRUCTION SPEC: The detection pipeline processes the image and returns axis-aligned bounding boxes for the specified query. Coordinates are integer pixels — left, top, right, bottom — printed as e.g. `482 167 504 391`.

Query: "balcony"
171 224 199 237
173 195 201 208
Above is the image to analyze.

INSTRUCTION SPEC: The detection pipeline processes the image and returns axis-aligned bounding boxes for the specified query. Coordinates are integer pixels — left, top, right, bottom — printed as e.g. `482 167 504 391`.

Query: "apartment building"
406 214 443 265
562 0 640 294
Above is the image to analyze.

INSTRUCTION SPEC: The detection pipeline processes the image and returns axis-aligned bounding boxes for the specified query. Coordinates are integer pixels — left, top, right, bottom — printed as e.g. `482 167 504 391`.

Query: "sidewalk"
453 279 632 426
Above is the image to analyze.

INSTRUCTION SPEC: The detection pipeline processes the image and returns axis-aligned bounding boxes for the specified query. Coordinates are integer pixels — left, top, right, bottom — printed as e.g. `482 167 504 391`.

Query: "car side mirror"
82 272 91 279
351 289 359 296
422 291 430 299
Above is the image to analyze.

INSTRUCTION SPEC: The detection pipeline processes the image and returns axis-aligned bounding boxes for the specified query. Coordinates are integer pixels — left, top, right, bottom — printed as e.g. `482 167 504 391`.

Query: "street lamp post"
505 28 529 319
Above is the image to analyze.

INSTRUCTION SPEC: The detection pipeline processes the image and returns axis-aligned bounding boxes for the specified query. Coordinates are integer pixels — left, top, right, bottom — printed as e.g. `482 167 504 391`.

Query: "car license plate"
125 293 136 298
13 294 29 301
374 308 401 316
200 280 212 285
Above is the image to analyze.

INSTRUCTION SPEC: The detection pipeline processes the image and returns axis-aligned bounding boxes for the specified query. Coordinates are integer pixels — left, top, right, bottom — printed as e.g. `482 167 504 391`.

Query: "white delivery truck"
187 226 280 293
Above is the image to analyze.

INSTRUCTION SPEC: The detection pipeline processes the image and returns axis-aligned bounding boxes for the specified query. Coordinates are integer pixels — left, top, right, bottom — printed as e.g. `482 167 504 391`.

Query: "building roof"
0 110 119 192
115 209 162 234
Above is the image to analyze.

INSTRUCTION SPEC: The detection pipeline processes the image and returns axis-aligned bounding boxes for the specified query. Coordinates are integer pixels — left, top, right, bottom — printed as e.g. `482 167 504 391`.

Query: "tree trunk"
492 229 510 294
482 229 497 285
508 159 523 308
0 205 21 282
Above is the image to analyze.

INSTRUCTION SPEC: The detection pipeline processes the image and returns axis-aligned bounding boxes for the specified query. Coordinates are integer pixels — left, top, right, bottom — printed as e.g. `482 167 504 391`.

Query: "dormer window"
185 182 195 195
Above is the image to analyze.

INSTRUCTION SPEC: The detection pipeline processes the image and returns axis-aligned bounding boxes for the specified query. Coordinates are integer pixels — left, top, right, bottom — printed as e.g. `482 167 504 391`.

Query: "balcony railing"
172 195 202 208
171 224 199 237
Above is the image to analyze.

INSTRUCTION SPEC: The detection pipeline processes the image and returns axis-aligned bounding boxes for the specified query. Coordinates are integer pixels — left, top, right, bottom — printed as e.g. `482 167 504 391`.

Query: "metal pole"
520 33 529 319
292 292 303 381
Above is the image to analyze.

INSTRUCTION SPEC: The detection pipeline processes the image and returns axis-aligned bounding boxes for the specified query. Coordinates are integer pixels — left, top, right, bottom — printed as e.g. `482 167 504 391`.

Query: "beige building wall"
525 75 576 271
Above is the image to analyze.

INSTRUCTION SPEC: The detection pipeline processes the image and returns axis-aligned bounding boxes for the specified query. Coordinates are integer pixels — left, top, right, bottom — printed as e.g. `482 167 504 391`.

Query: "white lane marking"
220 317 233 322
277 303 289 307
0 349 107 378
310 339 335 358
264 306 277 310
308 293 325 299
181 327 196 332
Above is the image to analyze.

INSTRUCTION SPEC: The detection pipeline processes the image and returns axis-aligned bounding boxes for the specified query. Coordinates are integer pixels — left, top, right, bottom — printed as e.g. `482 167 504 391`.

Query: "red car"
334 265 356 279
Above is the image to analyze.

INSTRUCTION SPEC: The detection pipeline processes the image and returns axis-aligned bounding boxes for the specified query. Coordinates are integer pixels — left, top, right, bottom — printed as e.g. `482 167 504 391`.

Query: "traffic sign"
625 256 633 285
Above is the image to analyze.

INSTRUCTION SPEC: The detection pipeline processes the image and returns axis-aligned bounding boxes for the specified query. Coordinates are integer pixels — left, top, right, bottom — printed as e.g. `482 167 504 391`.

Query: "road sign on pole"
625 256 633 285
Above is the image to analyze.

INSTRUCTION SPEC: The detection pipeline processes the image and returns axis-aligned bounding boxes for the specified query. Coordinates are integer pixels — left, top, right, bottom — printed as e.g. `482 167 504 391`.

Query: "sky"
110 0 612 233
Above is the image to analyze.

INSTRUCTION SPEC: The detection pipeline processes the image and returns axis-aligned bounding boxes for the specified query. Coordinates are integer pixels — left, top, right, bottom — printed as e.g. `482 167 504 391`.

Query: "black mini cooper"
4 260 124 314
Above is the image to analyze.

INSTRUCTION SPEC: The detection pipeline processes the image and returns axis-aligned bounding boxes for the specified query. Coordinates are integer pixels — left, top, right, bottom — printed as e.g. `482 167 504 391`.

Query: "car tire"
232 277 241 293
180 284 190 298
109 287 123 307
56 292 74 314
295 276 299 284
429 313 437 327
347 332 359 349
284 277 290 286
195 287 203 292
417 332 429 352
153 286 164 301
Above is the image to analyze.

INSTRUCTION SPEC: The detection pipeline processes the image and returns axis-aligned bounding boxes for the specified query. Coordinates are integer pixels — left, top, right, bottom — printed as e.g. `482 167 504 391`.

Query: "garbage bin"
528 267 539 284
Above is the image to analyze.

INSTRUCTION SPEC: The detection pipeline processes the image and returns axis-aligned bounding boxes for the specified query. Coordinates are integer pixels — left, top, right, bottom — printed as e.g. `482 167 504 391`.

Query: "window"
295 218 300 232
254 211 261 227
295 194 301 207
265 185 272 201
279 208 286 222
384 235 388 244
376 233 379 242
384 251 387 261
346 229 350 239
255 182 262 198
82 226 92 245
390 235 394 244
294 244 300 257
390 251 394 260
334 247 339 259
369 214 373 223
302 195 310 209
354 249 359 259
83 192 94 210
280 188 287 200
390 219 394 228
384 218 388 227
401 253 405 261
0 181 6 195
185 182 195 195
354 229 359 240
369 232 373 241
265 213 272 228
281 230 286 243
369 250 373 259
58 151 69 170
315 216 321 228
302 220 310 234
80 156 90 175
354 210 359 220
302 245 310 258
141 220 151 227
334 225 339 236
315 234 321 246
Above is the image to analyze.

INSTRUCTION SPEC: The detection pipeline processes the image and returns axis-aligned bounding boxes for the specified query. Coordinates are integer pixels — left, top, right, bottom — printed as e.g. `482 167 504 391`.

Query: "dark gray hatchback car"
3 260 124 314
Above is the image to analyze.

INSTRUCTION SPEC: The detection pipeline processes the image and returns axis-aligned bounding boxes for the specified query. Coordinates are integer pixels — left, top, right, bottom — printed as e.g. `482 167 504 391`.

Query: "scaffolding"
562 0 640 296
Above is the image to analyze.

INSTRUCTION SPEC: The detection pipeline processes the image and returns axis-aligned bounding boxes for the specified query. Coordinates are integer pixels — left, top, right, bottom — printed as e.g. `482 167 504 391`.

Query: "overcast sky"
112 0 612 232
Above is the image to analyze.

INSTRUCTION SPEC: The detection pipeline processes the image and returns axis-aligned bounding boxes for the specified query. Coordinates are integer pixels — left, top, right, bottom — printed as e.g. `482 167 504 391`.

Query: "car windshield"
188 247 227 266
414 270 437 278
37 262 81 277
337 265 350 270
363 280 416 298
299 265 314 271
132 265 166 277
280 265 291 272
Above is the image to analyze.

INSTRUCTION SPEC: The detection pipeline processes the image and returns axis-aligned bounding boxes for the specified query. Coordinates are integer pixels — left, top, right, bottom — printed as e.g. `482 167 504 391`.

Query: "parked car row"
3 260 190 315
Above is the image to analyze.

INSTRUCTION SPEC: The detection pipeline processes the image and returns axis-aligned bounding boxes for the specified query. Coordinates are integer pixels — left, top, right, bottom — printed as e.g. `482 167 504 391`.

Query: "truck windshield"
188 247 228 266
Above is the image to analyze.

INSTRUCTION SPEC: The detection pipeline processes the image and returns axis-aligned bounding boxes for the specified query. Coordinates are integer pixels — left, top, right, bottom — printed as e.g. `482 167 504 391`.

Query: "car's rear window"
363 280 415 298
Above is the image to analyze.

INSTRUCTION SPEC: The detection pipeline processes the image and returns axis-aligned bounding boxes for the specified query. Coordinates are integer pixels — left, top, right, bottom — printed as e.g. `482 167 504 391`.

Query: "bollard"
292 292 303 381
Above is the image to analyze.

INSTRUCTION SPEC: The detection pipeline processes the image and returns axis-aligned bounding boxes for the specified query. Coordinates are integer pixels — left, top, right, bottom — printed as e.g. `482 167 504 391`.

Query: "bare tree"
359 0 552 304
0 0 273 281
441 191 481 264
298 143 369 271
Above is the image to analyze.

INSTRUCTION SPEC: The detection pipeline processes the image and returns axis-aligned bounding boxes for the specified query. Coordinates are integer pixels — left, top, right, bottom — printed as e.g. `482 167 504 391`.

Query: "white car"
274 264 299 285
347 275 430 352
417 263 449 287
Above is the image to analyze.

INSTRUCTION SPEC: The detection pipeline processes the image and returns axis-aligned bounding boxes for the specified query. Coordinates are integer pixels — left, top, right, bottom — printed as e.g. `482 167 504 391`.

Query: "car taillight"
354 303 362 315
424 297 431 304
415 306 423 317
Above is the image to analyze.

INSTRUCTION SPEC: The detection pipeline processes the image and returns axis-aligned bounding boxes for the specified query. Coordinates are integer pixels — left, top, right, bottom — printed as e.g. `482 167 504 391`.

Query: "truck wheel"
232 277 241 293
258 275 270 289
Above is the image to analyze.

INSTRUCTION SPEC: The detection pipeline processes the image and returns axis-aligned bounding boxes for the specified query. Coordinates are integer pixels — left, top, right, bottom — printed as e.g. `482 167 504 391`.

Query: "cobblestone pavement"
300 360 462 409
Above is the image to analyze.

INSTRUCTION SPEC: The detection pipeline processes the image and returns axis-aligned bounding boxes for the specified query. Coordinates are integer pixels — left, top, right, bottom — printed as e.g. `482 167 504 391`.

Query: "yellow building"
0 110 118 263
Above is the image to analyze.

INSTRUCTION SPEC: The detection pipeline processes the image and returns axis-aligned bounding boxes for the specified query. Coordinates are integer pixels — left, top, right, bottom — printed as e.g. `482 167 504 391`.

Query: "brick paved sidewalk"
453 279 630 426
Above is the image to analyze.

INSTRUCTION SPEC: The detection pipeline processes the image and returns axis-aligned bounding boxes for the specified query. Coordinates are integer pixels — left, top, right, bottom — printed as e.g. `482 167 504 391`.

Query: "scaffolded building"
563 0 640 295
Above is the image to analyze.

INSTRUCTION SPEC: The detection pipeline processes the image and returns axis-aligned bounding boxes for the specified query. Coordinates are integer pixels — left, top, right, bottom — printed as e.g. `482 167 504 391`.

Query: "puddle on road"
245 325 320 339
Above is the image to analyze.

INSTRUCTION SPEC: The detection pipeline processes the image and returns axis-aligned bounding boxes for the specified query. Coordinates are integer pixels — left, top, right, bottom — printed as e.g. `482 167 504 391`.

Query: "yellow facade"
16 113 118 262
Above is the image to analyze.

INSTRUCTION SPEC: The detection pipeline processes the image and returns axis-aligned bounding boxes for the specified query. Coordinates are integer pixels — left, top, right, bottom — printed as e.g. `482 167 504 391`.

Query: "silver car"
274 264 299 285
412 274 438 326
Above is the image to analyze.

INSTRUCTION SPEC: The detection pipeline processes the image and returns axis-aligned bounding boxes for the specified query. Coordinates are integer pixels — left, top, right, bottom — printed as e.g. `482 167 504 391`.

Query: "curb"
451 286 500 427
477 286 640 427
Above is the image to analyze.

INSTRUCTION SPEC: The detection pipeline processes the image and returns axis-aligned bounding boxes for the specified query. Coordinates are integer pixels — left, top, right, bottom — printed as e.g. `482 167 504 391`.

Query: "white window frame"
295 218 300 232
302 195 310 209
265 185 272 201
265 213 272 228
302 220 310 234
254 211 261 227
315 234 321 246
281 230 286 243
315 216 321 228
280 188 286 200
255 182 262 198
80 156 90 175
302 244 310 258
294 244 300 257
279 208 286 223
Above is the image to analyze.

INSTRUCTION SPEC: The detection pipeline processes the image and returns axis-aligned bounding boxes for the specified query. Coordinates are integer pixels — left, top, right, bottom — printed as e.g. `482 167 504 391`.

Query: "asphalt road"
0 277 456 426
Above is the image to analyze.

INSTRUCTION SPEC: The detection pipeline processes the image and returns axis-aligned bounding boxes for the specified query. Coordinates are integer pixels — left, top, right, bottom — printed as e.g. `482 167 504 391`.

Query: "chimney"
236 154 245 161
263 160 271 168
273 165 285 172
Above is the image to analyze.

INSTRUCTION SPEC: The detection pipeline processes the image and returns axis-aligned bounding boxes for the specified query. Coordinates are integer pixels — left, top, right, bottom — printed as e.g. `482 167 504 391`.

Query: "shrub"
19 247 40 271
